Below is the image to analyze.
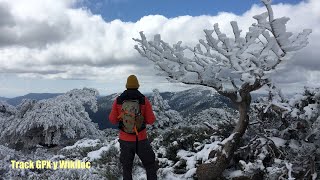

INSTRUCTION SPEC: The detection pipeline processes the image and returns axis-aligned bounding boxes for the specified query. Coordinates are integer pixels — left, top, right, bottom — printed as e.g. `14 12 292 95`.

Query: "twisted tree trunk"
196 93 251 179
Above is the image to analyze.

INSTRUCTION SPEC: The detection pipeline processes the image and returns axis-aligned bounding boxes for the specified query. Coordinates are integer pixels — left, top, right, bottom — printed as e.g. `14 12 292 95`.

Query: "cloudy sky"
0 0 319 97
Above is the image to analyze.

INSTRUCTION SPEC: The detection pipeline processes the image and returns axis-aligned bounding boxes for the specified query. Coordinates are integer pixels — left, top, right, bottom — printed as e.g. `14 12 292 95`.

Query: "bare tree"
133 0 311 178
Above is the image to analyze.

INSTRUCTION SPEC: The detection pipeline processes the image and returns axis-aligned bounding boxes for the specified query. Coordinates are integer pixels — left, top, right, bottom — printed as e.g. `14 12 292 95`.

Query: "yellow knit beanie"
126 75 140 89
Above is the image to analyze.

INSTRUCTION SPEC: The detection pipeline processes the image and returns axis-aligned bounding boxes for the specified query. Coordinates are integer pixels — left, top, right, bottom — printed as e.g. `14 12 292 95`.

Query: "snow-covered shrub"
60 138 103 158
0 101 17 140
0 101 17 118
94 145 121 180
0 145 24 178
231 134 319 180
28 169 103 180
0 144 57 179
78 139 122 179
255 86 320 143
231 136 285 179
102 128 118 141
288 87 320 143
247 86 320 179
0 88 102 149
150 89 183 130
189 107 238 137
158 127 213 160
149 125 219 179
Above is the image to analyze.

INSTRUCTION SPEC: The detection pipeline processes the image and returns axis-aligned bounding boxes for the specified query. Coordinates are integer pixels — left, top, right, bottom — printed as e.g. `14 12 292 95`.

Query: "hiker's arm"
109 100 119 125
144 98 155 125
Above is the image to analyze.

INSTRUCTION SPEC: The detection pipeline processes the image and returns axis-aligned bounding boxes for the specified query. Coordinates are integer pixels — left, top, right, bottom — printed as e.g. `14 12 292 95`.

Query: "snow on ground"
174 138 221 178
133 165 147 180
87 146 112 161
87 139 119 161
62 139 101 150
158 167 187 180
269 137 286 147
224 170 244 179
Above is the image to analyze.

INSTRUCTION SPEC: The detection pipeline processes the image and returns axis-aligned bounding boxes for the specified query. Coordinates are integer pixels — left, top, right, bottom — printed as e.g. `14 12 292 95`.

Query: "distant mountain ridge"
0 97 9 101
159 87 234 117
6 93 63 106
1 88 265 129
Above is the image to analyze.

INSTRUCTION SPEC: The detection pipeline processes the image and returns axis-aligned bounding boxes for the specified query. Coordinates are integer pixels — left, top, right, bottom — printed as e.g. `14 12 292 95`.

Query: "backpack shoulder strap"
117 90 145 105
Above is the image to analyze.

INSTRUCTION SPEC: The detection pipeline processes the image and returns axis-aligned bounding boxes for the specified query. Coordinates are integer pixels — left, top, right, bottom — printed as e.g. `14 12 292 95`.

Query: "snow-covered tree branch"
133 0 311 178
133 2 311 100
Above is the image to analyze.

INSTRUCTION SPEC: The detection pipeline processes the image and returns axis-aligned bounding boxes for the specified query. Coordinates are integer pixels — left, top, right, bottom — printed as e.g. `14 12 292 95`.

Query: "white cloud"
0 0 319 96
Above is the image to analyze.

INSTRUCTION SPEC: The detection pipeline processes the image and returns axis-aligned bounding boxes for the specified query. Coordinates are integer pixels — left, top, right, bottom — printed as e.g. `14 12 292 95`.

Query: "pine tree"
151 89 182 129
0 88 102 148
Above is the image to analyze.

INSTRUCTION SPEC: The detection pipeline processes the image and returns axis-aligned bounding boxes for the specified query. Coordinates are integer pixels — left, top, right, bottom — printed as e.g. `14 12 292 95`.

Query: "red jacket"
109 92 155 141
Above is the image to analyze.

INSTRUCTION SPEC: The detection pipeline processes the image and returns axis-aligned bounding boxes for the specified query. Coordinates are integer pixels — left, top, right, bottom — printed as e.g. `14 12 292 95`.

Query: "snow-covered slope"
162 87 233 117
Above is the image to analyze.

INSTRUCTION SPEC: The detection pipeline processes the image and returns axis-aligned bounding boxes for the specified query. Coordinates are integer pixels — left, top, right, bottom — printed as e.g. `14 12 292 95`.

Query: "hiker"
109 75 157 180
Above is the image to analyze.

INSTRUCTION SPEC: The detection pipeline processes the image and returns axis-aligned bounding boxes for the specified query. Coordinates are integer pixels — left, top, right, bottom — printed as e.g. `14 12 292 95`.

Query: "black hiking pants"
119 139 157 180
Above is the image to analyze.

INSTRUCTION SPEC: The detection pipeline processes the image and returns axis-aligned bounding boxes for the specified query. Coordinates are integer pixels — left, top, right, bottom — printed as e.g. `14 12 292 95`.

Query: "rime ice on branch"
133 2 311 97
133 0 311 178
